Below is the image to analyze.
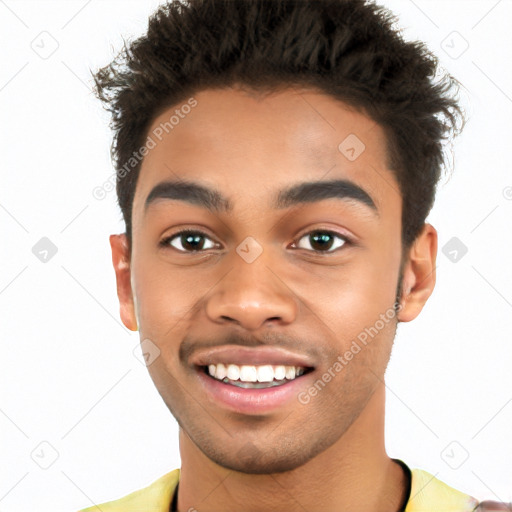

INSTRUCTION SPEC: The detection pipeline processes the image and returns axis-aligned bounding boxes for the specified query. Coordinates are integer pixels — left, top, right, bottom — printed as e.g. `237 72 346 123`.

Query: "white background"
1 0 511 510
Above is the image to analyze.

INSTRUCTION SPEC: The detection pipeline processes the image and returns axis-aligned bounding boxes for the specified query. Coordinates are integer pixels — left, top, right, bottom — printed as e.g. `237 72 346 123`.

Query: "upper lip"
191 345 315 368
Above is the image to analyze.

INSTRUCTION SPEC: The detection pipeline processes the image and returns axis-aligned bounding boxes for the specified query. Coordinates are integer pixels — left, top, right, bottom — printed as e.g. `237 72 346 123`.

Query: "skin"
476 504 512 511
110 85 439 512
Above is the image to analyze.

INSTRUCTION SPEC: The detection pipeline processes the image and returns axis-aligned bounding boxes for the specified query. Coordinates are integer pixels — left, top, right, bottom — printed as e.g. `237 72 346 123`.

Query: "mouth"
191 345 317 413
201 363 314 389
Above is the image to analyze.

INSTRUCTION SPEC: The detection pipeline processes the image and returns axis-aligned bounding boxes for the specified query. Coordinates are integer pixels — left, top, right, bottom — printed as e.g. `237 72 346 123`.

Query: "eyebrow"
144 178 379 217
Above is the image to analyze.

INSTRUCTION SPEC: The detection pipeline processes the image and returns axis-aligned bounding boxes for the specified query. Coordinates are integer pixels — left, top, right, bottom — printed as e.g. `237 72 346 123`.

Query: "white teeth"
274 365 286 380
215 363 227 380
257 365 274 382
239 365 258 382
226 364 240 380
206 363 306 383
285 366 296 380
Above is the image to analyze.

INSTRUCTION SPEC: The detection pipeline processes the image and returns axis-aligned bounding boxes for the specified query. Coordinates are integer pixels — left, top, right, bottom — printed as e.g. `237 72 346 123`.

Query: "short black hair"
92 0 465 255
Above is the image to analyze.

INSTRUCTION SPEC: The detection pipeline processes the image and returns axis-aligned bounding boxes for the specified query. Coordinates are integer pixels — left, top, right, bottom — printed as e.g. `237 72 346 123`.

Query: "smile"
204 363 310 389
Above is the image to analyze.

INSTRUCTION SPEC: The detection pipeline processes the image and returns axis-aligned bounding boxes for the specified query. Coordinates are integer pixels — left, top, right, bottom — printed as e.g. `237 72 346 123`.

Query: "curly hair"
92 0 465 255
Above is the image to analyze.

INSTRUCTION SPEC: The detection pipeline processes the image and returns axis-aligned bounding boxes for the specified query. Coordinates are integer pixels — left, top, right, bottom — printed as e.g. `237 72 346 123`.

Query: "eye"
160 230 217 252
160 228 352 254
291 230 350 253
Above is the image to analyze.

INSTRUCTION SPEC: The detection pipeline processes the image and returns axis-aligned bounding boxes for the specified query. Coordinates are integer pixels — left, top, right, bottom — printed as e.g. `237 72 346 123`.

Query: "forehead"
133 86 400 219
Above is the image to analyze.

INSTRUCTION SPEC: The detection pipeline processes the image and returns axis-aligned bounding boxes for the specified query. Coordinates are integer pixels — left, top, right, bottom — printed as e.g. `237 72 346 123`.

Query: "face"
113 86 413 474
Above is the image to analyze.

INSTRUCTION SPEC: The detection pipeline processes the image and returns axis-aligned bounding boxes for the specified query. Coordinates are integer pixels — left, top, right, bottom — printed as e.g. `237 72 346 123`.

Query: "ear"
397 223 438 323
110 233 138 331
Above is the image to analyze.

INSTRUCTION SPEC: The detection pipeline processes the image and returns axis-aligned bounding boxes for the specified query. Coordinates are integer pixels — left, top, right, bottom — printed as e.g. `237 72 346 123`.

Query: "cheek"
289 255 398 335
345 232 402 317
131 257 201 335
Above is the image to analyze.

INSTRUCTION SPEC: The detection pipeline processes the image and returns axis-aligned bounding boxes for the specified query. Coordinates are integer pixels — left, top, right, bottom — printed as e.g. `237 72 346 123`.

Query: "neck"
176 383 408 512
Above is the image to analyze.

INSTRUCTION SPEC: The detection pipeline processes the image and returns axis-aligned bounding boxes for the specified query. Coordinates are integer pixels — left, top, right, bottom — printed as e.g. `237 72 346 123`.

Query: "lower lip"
196 369 313 415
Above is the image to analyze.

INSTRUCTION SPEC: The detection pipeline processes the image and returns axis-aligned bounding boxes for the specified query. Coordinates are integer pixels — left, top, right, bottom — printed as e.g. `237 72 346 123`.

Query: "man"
79 0 509 510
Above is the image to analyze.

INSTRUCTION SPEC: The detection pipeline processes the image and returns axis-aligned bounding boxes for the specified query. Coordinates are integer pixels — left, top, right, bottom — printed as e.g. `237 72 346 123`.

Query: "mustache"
179 330 321 365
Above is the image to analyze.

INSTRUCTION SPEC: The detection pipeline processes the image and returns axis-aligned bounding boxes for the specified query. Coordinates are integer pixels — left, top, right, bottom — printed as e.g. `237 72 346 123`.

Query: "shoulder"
406 467 505 512
77 468 180 512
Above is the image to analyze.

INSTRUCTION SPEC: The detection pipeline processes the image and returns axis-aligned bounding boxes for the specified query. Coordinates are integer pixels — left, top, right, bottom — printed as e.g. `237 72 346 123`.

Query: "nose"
204 248 298 330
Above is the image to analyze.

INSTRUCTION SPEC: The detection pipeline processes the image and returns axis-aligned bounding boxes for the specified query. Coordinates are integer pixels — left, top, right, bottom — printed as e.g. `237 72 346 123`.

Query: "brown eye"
294 230 349 253
160 230 217 252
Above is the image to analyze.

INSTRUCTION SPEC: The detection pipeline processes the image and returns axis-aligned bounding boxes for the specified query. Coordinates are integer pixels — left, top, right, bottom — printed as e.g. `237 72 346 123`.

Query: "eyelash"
159 228 353 255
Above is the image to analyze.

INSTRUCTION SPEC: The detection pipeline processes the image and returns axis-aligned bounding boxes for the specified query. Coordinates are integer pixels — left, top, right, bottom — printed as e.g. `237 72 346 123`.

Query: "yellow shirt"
77 465 480 512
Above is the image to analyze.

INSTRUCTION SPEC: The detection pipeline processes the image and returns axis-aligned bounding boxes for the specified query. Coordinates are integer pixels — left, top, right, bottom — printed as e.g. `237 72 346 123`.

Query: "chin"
214 454 309 475
200 438 328 475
